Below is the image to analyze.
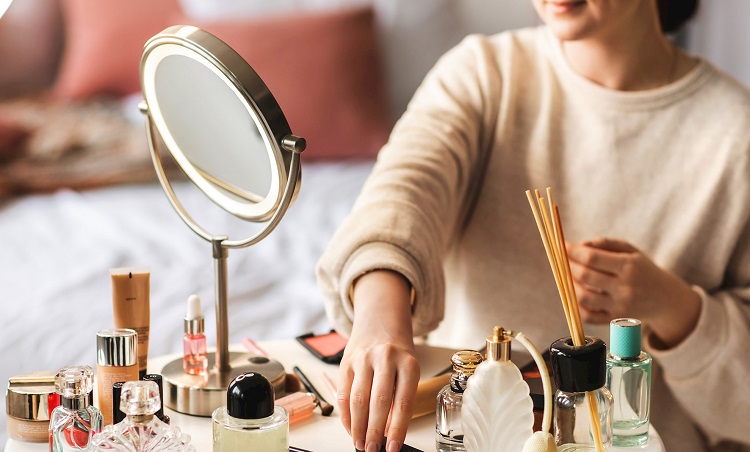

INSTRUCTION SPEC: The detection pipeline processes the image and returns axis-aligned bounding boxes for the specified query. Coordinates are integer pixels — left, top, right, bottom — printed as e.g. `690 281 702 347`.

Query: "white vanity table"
5 340 664 452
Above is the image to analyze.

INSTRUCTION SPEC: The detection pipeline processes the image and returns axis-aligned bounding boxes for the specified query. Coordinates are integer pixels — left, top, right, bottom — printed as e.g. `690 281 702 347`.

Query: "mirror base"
161 351 286 417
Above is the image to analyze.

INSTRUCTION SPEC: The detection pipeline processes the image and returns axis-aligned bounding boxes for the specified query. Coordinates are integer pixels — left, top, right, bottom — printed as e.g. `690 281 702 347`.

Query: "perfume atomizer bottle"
461 326 556 452
91 380 194 451
49 366 103 452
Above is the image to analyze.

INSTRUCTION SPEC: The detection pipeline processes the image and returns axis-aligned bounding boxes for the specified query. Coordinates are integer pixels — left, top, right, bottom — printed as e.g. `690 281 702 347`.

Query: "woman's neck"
560 18 693 91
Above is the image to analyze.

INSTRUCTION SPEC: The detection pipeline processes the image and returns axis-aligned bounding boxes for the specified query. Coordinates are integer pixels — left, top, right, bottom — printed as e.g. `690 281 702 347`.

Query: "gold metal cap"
486 326 511 362
450 350 484 376
6 371 56 421
97 328 138 367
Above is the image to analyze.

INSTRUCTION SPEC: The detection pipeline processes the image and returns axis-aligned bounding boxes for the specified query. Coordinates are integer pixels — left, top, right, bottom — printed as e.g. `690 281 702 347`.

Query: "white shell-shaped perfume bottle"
462 326 534 452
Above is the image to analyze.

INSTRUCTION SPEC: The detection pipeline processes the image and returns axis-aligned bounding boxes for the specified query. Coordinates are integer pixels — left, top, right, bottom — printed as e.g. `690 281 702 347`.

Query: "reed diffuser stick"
526 187 604 452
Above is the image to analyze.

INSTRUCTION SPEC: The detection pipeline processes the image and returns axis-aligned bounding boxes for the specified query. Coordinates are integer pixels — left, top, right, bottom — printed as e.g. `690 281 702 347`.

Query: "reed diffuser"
526 187 612 452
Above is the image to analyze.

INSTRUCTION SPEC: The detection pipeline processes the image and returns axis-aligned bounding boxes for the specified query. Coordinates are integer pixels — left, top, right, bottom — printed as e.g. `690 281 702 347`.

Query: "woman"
317 1 750 451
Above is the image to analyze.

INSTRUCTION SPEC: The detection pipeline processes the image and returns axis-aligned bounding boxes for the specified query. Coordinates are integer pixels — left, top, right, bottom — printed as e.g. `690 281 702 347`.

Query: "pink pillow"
177 7 392 160
52 0 181 100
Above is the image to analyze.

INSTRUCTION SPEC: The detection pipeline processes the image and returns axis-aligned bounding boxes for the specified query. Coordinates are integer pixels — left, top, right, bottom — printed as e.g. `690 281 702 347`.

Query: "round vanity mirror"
139 25 305 416
0 0 12 19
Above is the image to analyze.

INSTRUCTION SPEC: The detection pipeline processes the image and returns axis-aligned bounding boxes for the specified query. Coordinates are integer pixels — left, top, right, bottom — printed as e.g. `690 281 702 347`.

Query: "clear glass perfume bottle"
435 349 484 452
183 294 208 376
49 366 103 452
606 318 652 447
551 337 614 452
212 372 289 452
91 380 195 451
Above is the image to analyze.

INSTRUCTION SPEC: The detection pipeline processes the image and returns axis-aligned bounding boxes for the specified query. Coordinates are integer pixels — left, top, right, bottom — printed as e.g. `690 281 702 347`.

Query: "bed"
0 0 537 442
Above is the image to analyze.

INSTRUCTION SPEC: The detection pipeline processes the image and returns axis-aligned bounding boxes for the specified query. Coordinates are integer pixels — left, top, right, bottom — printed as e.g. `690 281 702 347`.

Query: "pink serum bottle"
183 294 207 375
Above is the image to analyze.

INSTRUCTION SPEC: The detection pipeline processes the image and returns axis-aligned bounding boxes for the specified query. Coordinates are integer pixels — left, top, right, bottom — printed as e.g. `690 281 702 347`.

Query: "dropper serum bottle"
183 294 207 376
49 366 103 452
606 318 652 447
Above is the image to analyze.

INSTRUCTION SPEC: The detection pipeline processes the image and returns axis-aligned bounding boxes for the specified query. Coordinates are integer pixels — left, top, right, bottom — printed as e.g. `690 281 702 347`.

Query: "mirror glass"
0 0 11 19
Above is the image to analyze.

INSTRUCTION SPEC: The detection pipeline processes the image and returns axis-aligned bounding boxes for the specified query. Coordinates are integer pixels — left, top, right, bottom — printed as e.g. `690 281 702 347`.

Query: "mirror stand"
141 109 305 416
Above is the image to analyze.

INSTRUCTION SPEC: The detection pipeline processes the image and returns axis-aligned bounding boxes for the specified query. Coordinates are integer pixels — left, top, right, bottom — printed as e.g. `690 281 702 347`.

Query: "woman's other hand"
566 237 701 348
338 270 420 452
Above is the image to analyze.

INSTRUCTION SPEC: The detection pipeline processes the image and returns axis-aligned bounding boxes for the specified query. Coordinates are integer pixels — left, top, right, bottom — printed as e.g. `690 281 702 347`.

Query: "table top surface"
6 340 664 452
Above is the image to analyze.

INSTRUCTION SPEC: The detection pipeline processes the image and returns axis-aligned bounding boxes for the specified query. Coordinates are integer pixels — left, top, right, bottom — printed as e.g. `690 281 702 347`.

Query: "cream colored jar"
6 371 57 443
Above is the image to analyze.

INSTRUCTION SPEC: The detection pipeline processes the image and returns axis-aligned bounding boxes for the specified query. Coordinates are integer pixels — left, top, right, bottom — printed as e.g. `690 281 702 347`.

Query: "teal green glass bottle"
606 318 652 447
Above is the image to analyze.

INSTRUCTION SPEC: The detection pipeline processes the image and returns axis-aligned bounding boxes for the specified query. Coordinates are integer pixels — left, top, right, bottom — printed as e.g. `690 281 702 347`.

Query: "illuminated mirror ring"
140 25 304 245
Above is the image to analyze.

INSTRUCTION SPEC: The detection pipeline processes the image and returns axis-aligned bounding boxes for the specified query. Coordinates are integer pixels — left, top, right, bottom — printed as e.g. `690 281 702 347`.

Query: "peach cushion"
52 0 181 100
180 7 392 160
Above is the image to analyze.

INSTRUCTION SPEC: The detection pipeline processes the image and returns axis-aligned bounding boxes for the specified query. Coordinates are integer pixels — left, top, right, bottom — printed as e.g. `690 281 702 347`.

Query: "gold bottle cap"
450 350 484 375
486 326 511 362
6 371 56 421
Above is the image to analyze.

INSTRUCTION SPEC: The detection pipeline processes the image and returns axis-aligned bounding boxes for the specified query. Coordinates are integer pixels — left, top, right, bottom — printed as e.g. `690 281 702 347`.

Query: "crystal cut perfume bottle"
606 318 652 447
91 380 195 451
49 366 103 452
435 349 484 452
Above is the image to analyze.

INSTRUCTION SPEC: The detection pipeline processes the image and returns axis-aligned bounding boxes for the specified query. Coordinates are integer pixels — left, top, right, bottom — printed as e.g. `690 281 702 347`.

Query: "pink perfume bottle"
183 294 208 375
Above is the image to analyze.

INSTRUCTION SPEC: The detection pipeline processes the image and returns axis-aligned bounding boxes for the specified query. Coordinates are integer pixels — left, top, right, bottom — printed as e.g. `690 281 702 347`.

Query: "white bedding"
0 161 373 442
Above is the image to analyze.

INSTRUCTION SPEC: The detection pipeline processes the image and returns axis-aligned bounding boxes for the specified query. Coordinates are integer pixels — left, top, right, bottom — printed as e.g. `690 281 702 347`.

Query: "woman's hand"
566 237 701 348
338 270 420 452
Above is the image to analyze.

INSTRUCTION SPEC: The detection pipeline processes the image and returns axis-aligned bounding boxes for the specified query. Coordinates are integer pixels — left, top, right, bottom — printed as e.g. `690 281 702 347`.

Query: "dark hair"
657 0 700 33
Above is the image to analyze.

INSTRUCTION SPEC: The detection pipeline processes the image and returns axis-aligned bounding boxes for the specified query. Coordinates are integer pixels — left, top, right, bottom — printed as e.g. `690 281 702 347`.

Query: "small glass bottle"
183 294 208 376
49 366 103 452
435 349 484 452
551 337 614 452
91 380 195 451
275 391 316 425
212 372 289 452
606 318 652 447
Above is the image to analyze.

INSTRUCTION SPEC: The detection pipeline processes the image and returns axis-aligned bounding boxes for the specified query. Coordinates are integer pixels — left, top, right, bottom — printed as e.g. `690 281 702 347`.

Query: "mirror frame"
140 25 304 248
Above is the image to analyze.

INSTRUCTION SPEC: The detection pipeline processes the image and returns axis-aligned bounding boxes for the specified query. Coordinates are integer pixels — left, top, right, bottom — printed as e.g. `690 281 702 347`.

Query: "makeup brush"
293 366 334 416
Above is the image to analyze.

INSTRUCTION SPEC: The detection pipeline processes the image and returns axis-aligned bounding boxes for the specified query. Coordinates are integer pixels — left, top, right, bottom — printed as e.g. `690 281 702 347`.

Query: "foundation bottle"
183 294 208 376
49 366 103 451
96 328 139 425
91 380 194 451
551 336 613 452
5 371 56 443
435 349 483 452
212 372 289 451
606 318 652 447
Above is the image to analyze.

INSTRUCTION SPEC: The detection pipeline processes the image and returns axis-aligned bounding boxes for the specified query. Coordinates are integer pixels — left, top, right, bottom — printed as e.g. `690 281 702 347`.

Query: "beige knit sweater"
316 26 750 451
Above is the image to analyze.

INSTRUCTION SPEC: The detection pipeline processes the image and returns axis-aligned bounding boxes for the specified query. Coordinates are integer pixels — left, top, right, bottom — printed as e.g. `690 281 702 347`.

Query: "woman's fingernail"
366 442 379 452
355 439 365 450
387 440 401 452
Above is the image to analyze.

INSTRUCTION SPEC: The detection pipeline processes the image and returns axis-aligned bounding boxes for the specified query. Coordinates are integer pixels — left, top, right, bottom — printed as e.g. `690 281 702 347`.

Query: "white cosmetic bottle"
461 326 533 452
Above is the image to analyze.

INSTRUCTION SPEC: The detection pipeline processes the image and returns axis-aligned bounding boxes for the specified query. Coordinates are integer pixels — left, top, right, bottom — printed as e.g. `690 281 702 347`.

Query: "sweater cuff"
644 286 723 379
337 242 424 326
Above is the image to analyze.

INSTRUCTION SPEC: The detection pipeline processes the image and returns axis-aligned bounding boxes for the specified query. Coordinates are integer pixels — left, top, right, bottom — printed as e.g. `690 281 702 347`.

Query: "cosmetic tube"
5 371 56 443
97 328 139 425
275 392 316 425
111 267 150 379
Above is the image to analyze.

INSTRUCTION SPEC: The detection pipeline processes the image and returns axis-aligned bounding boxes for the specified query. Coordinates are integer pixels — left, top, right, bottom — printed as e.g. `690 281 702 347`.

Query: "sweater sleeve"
316 35 503 337
645 179 750 446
